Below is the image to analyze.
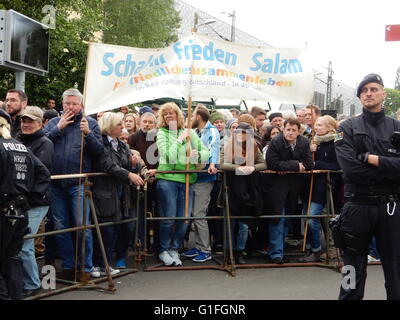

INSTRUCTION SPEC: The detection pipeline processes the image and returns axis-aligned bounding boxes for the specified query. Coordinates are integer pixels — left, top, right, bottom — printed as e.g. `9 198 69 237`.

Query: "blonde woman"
300 115 340 262
91 112 149 277
156 102 209 266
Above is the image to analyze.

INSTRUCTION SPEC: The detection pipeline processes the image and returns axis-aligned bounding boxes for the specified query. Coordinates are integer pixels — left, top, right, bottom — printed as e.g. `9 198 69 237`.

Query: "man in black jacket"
266 118 313 264
18 106 54 298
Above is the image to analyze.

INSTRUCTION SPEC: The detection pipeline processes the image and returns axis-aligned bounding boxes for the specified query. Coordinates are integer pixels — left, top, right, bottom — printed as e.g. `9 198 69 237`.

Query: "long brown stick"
185 97 193 218
302 116 316 252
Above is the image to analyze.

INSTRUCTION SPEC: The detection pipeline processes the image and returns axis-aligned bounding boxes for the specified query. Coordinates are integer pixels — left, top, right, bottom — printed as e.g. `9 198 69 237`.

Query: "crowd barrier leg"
326 172 343 272
222 173 236 276
86 181 116 291
79 179 88 283
231 171 340 271
134 185 142 268
27 179 145 300
142 174 235 276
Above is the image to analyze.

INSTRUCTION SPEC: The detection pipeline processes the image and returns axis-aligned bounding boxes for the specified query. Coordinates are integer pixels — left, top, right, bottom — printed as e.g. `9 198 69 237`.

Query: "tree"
384 88 400 117
0 1 104 107
395 67 400 91
102 0 180 48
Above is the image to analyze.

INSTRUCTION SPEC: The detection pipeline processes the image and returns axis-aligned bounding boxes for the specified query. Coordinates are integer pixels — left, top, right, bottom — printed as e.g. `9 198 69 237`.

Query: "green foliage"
0 0 104 107
102 0 180 48
395 67 400 91
384 88 400 117
0 0 180 108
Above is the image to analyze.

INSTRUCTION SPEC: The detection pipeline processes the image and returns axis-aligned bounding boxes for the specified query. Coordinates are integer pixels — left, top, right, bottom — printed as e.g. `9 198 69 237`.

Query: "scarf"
313 132 336 145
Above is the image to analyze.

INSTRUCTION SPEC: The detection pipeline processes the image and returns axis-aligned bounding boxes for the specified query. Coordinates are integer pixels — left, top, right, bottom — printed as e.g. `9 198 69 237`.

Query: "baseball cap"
21 106 44 121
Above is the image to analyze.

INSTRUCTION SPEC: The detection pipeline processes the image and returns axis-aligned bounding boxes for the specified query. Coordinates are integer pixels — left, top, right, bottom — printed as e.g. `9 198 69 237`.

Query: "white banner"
84 34 314 114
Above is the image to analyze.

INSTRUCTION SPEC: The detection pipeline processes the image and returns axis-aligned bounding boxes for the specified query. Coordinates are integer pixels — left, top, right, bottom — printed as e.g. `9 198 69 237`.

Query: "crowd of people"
0 84 382 300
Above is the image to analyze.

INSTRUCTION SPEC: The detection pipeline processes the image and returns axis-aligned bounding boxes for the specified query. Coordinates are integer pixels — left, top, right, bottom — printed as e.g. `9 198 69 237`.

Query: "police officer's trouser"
0 211 29 300
338 201 400 300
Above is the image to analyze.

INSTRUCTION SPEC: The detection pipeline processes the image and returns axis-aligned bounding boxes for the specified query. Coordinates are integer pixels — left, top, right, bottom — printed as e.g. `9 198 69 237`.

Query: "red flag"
385 25 400 41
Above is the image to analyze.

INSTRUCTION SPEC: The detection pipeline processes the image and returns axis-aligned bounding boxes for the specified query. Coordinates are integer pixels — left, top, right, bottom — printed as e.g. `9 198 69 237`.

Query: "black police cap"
0 108 11 124
357 73 384 98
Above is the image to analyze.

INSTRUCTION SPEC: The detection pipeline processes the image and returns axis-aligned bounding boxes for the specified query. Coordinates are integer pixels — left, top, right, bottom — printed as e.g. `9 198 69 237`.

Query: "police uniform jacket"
0 137 50 207
335 108 400 196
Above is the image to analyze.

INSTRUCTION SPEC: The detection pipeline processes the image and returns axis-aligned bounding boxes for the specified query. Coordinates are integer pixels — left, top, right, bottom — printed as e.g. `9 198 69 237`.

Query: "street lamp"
193 12 216 32
221 10 236 42
193 13 230 41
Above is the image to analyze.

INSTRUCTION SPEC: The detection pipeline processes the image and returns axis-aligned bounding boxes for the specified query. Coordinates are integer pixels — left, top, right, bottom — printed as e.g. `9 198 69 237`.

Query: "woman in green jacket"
156 102 209 266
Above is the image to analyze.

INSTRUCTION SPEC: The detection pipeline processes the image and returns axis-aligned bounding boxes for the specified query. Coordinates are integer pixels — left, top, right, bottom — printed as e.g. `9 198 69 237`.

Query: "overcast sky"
183 0 400 89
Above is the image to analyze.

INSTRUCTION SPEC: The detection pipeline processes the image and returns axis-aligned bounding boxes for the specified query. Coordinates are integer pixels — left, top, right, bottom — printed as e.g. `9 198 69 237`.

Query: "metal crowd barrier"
24 169 346 300
24 173 141 300
142 170 344 277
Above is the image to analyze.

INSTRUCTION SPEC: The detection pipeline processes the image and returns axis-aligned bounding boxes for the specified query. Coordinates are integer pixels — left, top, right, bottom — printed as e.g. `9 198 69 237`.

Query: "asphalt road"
45 264 386 300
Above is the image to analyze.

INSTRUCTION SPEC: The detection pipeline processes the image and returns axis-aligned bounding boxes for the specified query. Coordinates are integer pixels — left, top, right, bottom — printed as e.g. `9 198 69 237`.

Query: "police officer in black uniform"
0 109 50 300
334 74 400 300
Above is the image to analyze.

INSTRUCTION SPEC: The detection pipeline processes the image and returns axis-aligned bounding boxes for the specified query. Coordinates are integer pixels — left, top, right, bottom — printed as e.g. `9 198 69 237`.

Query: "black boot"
298 251 321 263
235 251 246 264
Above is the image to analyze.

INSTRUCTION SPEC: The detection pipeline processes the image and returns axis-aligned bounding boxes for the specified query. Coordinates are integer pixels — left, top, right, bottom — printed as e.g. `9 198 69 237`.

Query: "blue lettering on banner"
101 53 166 77
173 40 237 66
250 53 303 74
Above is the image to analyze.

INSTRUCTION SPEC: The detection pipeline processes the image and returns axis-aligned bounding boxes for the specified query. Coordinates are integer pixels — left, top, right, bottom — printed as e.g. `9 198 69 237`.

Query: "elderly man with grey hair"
44 88 103 281
127 111 159 257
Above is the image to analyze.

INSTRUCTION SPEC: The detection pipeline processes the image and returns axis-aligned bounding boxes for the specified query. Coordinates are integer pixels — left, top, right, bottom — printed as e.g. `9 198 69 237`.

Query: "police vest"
349 115 400 157
0 137 36 198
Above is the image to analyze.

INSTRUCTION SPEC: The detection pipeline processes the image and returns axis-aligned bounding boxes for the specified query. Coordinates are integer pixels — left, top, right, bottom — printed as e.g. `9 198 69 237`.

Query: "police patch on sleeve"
334 131 344 144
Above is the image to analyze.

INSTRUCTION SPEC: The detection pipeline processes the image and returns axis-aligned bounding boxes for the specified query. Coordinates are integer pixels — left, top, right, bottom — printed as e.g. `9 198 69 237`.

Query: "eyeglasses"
63 102 81 107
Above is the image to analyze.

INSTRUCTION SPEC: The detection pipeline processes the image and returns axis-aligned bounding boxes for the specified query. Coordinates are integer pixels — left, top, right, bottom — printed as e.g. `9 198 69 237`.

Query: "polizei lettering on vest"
3 142 28 152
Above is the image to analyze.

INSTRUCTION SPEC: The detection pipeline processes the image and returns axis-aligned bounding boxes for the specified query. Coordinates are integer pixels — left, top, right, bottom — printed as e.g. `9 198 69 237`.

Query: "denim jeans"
115 208 136 261
20 206 49 291
93 225 118 269
369 236 380 259
50 185 93 272
157 179 194 253
229 220 249 251
303 202 325 252
268 209 286 259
